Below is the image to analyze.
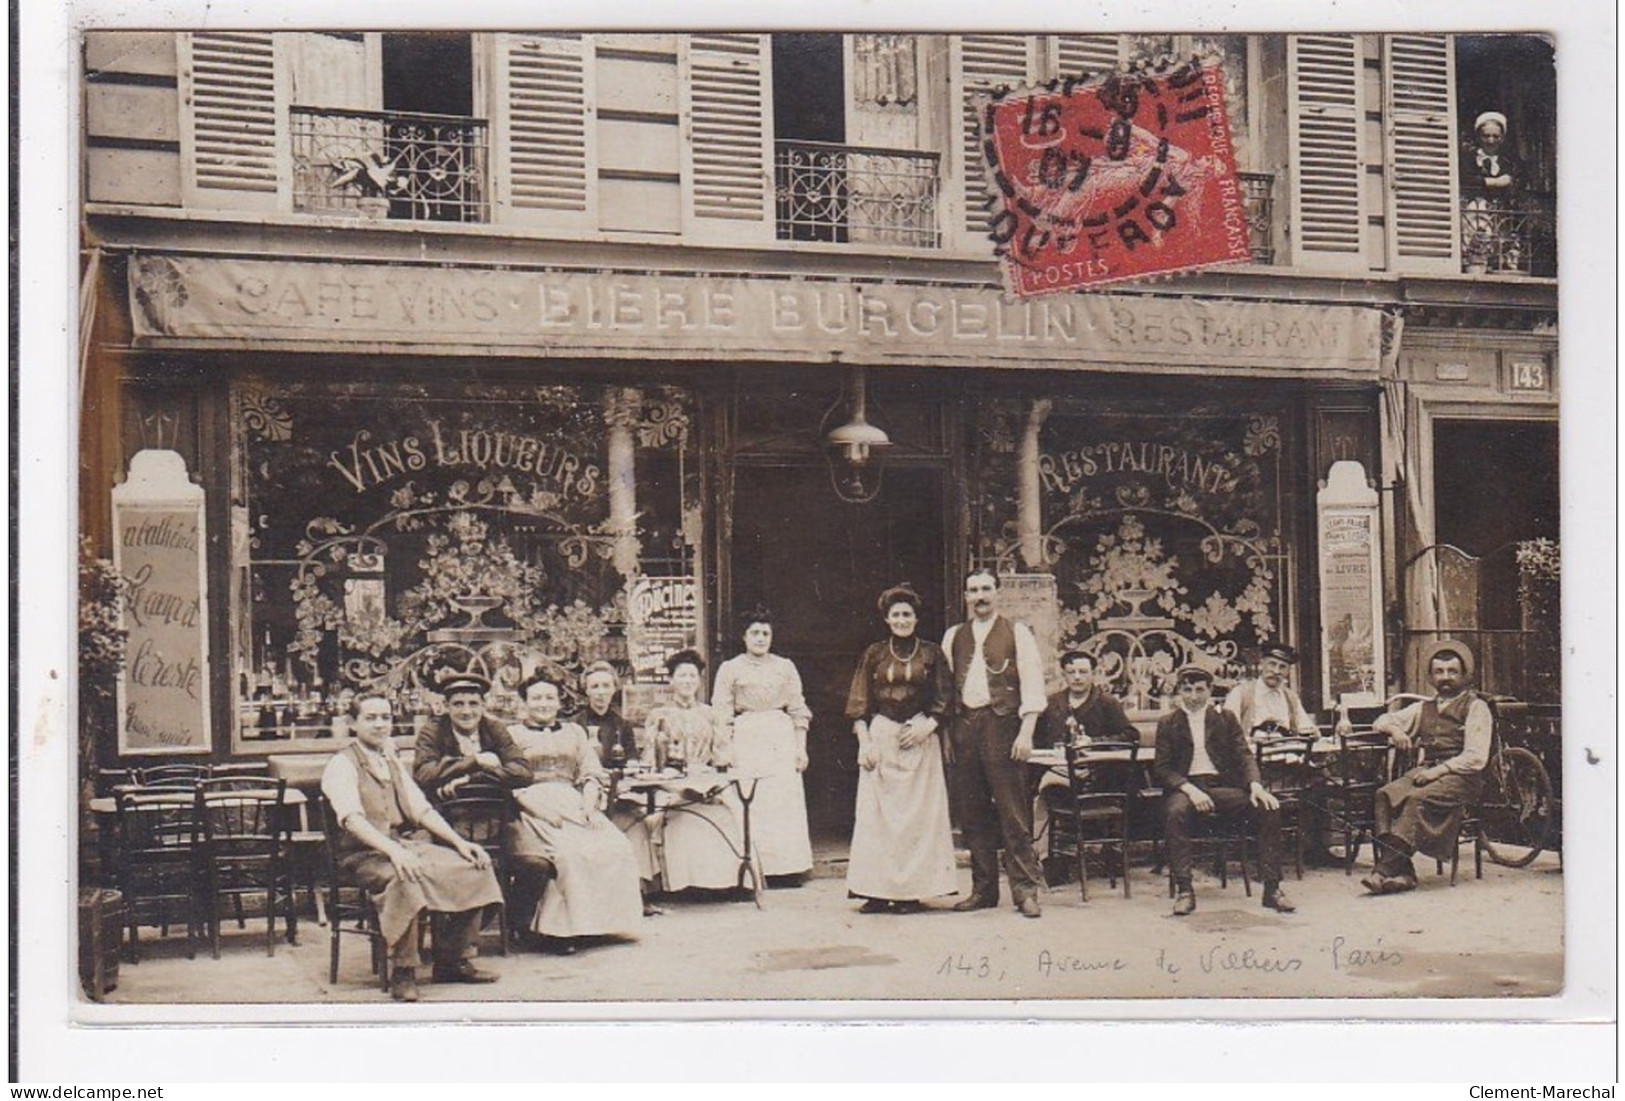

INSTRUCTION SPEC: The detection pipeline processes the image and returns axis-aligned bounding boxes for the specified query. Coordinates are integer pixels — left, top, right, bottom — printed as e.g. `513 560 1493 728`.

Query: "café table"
616 767 764 908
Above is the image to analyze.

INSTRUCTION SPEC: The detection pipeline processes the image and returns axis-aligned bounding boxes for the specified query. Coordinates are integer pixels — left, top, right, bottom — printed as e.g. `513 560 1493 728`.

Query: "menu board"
1317 461 1384 707
996 572 1063 692
112 450 212 755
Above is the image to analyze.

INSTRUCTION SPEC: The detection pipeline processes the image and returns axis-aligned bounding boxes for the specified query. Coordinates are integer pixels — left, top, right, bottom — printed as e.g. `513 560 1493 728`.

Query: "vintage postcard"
16 0 1616 1083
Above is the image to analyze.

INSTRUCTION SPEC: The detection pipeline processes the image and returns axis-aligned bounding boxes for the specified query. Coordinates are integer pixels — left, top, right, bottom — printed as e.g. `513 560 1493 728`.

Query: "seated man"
1154 665 1295 916
1362 640 1491 896
1222 641 1320 742
1032 650 1139 857
1037 650 1138 749
322 690 504 1002
413 670 534 801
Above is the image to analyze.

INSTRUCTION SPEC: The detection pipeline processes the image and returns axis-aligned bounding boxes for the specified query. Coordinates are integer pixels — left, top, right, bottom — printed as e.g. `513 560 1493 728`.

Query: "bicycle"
1384 692 1554 869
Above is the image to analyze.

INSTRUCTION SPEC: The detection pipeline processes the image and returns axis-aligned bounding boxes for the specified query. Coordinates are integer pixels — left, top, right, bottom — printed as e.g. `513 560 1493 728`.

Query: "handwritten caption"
936 935 1402 984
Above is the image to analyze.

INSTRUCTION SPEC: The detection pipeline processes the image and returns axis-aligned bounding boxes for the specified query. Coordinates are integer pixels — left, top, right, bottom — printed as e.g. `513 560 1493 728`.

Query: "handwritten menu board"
1317 461 1384 707
112 450 211 755
996 573 1063 692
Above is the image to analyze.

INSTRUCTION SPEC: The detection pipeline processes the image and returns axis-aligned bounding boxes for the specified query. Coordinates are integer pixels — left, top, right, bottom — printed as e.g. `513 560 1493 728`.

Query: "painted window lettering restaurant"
80 30 1557 854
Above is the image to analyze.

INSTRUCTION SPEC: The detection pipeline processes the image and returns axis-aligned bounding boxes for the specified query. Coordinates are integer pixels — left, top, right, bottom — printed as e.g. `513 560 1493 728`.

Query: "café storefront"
87 251 1386 837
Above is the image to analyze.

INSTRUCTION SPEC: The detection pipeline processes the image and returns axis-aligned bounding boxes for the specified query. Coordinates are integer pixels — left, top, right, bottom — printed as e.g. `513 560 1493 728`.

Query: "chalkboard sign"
112 450 211 756
1317 461 1384 708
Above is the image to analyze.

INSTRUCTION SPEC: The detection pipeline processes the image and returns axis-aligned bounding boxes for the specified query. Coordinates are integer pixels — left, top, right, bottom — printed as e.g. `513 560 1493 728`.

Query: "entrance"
729 463 948 844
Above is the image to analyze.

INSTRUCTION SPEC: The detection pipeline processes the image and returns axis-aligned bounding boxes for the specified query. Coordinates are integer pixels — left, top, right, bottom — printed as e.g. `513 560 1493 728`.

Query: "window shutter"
951 34 1039 249
1385 34 1459 271
1288 34 1364 267
1051 35 1124 83
681 33 772 242
492 33 597 229
179 31 284 211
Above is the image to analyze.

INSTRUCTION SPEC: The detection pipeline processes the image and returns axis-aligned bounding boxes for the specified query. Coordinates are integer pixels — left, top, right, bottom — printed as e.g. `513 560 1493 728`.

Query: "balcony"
1461 192 1556 277
775 141 941 249
290 107 489 224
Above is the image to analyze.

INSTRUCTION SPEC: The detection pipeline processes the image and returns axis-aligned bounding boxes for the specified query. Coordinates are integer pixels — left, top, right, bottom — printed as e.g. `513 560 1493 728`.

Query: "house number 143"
1510 360 1548 391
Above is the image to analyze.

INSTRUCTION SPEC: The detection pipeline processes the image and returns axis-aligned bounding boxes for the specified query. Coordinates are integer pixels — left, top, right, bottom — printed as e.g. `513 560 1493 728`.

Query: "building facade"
80 30 1558 837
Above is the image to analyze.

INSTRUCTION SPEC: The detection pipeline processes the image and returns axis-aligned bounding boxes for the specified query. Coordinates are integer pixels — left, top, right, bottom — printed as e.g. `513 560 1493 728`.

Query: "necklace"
887 636 921 682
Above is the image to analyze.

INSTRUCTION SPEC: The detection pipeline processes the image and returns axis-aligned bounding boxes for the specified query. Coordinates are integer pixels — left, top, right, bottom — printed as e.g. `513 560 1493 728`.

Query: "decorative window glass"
976 401 1289 713
229 377 699 750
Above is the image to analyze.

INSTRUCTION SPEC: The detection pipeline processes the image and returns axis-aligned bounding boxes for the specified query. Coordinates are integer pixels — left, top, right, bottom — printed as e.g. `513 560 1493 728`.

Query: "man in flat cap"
1223 642 1320 743
1154 664 1295 916
413 669 534 802
1362 641 1492 896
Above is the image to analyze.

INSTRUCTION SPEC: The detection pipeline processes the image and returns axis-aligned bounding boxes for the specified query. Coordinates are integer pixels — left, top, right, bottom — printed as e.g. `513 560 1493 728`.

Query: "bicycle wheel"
1479 747 1553 867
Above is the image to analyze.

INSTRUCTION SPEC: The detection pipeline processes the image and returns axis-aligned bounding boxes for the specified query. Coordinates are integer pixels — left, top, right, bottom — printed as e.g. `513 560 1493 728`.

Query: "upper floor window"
287 32 490 223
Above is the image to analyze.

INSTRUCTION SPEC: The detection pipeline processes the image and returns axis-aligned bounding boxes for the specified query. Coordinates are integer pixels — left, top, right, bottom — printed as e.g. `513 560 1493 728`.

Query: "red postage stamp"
980 60 1252 296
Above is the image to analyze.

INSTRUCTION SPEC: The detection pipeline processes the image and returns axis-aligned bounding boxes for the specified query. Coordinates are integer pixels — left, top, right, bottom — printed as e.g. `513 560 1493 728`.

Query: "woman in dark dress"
843 584 958 913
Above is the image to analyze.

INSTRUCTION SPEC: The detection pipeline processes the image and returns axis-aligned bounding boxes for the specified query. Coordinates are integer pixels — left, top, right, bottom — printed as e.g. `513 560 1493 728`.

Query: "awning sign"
979 61 1252 295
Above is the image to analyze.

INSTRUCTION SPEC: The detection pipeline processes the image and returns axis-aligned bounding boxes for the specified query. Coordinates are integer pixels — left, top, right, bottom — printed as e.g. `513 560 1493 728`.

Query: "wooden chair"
115 791 203 960
194 777 297 958
135 763 211 791
434 792 512 956
1314 730 1394 875
318 798 388 991
1253 735 1318 882
1047 740 1139 901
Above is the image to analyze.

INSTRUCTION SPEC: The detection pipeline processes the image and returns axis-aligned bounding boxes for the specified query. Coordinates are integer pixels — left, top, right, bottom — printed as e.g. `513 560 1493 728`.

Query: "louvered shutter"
1288 35 1364 267
681 34 772 242
1051 35 1123 85
1385 34 1459 271
951 35 1040 250
179 31 284 211
492 33 597 229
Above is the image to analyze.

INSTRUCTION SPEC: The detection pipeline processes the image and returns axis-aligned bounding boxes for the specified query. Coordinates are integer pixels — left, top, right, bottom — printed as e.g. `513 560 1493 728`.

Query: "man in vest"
941 569 1049 918
1155 664 1295 916
1222 641 1320 742
1362 641 1492 895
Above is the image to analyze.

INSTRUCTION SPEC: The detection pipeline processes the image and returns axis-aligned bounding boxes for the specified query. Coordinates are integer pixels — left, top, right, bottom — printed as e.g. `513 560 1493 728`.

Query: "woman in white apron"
843 584 958 913
712 610 813 881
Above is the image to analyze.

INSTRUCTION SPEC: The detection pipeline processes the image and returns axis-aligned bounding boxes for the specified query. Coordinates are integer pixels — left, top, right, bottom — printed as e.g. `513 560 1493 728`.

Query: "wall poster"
1316 460 1384 706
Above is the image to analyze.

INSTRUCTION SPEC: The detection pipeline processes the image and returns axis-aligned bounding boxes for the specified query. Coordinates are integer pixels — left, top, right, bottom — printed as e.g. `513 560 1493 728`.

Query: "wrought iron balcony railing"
1460 192 1556 277
291 106 490 224
775 141 941 248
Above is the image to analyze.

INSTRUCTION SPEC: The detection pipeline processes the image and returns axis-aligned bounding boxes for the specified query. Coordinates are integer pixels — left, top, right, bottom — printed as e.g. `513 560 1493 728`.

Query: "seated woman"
638 649 754 895
507 672 643 950
320 690 505 1002
578 661 663 910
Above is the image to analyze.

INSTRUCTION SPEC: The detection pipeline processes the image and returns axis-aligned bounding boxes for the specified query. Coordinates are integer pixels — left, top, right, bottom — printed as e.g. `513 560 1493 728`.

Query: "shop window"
974 400 1290 714
229 378 699 751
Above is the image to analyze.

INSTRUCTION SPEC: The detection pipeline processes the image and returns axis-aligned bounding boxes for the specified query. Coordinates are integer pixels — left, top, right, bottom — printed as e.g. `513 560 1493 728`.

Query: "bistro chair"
114 790 204 961
136 763 211 791
318 797 389 992
194 777 297 958
1252 735 1318 882
434 792 513 956
1047 740 1140 901
1314 729 1394 875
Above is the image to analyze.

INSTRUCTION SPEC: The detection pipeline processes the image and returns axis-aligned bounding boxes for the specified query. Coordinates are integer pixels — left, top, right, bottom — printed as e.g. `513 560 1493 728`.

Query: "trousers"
1163 778 1285 887
948 707 1042 903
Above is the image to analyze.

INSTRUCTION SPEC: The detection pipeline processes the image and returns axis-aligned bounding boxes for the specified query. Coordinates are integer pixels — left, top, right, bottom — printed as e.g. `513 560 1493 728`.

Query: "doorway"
729 463 948 844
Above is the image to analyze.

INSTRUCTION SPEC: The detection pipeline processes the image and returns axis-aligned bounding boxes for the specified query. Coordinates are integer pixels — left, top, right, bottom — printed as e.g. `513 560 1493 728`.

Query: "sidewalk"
89 848 1563 1011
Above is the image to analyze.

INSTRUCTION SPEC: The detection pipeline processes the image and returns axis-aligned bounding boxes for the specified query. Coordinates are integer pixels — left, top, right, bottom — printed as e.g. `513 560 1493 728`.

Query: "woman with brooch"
712 608 813 884
507 671 643 950
842 583 958 914
639 649 754 894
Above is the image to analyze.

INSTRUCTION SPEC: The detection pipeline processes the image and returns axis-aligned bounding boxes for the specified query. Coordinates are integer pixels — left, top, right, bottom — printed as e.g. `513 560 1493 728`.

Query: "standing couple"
844 569 1049 918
